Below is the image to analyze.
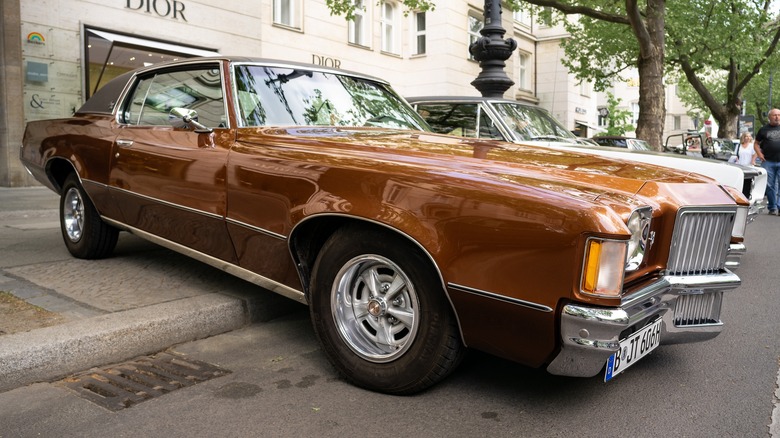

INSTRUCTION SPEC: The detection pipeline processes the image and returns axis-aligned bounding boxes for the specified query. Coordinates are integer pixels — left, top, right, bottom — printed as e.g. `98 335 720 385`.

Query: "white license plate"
604 318 662 382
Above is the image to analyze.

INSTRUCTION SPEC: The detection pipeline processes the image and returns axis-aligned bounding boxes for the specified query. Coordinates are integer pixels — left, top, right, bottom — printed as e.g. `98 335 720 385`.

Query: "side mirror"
168 108 213 133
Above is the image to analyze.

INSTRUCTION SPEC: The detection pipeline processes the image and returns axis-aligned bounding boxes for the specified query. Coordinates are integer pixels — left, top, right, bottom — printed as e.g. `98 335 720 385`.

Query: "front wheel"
60 174 118 259
309 225 464 394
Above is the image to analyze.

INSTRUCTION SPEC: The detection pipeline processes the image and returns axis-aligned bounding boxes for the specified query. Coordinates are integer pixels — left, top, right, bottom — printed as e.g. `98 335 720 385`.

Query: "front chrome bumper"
747 200 765 223
546 270 741 378
725 242 746 271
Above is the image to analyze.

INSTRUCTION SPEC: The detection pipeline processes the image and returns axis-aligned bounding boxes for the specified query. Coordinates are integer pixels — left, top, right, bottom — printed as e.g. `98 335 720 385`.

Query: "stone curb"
0 293 250 393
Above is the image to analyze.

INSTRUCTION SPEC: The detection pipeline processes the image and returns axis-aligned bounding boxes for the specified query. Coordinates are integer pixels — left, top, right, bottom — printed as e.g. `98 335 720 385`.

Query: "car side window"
122 67 226 128
414 104 477 137
476 112 503 140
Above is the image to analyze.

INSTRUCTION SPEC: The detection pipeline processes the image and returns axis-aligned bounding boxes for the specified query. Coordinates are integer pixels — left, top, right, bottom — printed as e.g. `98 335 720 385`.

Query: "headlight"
625 207 653 271
581 238 627 297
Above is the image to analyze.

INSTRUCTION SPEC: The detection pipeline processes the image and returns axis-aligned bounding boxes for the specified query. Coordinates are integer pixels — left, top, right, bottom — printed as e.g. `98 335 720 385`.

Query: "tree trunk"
713 104 739 139
635 51 666 151
628 0 666 151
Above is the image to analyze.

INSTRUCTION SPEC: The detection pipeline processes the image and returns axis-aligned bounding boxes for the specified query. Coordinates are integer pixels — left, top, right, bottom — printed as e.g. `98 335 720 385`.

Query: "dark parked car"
592 135 652 151
21 58 747 394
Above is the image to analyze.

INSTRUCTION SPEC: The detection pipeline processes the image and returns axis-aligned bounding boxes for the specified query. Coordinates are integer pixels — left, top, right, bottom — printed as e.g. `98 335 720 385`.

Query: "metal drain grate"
60 352 231 411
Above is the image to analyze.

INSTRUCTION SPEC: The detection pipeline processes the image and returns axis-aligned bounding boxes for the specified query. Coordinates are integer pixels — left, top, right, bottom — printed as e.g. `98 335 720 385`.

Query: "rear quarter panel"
21 115 119 218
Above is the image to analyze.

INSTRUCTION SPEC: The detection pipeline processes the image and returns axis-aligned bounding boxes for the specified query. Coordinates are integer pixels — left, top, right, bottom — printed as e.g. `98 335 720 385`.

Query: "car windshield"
491 102 578 143
233 65 427 130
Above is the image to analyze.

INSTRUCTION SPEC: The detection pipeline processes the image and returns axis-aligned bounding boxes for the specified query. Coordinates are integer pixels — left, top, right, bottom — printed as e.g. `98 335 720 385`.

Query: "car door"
108 63 237 262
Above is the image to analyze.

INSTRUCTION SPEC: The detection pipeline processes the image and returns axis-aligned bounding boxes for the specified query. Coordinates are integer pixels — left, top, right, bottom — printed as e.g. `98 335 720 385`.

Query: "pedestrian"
754 108 780 215
731 131 757 166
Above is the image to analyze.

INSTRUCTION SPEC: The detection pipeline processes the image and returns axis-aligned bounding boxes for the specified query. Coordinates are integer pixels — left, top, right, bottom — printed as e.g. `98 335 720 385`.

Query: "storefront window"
84 28 218 99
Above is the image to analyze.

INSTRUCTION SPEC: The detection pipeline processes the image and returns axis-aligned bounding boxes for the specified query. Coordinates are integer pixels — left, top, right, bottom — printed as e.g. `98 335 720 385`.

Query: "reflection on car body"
21 58 748 394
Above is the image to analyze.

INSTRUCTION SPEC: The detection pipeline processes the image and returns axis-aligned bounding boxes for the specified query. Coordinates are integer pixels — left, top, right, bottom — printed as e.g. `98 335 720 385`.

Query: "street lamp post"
468 0 517 98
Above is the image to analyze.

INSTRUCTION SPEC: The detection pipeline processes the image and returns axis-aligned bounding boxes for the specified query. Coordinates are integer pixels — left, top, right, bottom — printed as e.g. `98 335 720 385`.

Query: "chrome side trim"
113 186 288 241
447 283 553 313
102 217 307 304
111 186 224 221
226 217 286 240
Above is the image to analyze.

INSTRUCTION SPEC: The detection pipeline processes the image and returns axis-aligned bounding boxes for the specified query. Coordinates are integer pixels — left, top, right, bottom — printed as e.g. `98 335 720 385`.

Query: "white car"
408 96 767 270
408 96 765 215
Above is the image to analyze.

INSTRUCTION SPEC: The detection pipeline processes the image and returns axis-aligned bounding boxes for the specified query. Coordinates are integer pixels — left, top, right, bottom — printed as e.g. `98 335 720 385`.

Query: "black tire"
309 224 464 395
59 174 118 259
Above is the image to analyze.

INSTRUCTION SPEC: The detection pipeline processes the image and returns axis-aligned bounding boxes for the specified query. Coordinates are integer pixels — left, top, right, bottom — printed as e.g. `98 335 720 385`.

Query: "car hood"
526 140 746 189
238 127 737 209
523 140 762 210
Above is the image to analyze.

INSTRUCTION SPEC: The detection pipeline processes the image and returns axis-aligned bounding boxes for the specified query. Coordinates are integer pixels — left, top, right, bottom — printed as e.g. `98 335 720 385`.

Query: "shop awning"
87 29 219 57
576 121 605 133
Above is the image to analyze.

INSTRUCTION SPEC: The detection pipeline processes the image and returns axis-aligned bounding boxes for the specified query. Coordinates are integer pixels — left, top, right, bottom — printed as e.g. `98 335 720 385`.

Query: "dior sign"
126 0 188 21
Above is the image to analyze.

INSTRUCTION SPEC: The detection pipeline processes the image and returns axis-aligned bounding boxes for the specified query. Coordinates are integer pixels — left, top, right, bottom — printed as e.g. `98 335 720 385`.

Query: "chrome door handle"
116 139 134 147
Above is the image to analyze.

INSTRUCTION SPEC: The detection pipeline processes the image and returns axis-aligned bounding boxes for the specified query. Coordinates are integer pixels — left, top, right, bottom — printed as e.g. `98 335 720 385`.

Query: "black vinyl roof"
77 56 389 115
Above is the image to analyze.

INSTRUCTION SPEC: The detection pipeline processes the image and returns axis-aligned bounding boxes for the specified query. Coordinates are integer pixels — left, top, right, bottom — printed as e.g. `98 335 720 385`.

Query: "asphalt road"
0 189 778 437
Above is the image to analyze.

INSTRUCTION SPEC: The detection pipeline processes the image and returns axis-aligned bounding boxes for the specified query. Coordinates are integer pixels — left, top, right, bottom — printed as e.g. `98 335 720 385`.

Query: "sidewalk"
0 186 301 392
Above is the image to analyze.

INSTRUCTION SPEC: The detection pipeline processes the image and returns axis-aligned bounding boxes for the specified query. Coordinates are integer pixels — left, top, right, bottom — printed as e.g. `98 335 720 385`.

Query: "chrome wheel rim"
63 187 84 242
331 255 420 363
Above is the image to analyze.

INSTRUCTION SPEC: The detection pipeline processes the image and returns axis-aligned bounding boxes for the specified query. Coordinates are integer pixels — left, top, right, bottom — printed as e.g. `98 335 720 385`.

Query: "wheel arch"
288 214 465 341
45 158 79 194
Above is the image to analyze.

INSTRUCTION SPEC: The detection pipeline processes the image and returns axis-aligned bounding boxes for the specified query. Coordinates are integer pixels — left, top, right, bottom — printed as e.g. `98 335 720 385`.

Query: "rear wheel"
309 225 464 394
60 174 118 259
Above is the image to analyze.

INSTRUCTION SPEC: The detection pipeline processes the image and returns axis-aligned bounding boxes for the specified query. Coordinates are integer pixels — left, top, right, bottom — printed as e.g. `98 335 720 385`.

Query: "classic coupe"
407 96 766 232
21 58 747 394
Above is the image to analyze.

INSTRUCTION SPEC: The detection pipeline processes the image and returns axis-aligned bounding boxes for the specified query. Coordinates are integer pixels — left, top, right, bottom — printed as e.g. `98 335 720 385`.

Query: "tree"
515 1 780 143
603 92 636 136
509 1 667 150
664 1 780 139
741 59 780 131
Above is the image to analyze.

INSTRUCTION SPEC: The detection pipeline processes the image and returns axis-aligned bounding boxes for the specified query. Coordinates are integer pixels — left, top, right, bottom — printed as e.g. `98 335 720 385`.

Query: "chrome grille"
667 208 735 275
674 291 723 326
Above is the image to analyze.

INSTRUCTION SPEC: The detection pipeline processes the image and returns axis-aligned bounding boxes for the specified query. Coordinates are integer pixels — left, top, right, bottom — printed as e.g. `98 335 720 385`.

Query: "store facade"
1 0 599 186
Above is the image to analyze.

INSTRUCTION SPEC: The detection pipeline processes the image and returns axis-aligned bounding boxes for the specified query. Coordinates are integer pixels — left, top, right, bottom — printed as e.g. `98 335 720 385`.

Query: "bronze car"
21 57 747 394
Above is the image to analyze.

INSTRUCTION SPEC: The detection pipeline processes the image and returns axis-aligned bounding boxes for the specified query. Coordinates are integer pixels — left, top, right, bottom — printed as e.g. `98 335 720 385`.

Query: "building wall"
1 0 32 186
6 0 539 186
0 0 696 186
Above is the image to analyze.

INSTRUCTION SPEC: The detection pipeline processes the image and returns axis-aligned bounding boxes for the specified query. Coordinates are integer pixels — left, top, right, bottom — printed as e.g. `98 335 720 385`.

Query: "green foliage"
560 16 637 91
326 0 435 20
603 92 635 136
671 79 707 120
663 1 777 121
502 1 639 90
